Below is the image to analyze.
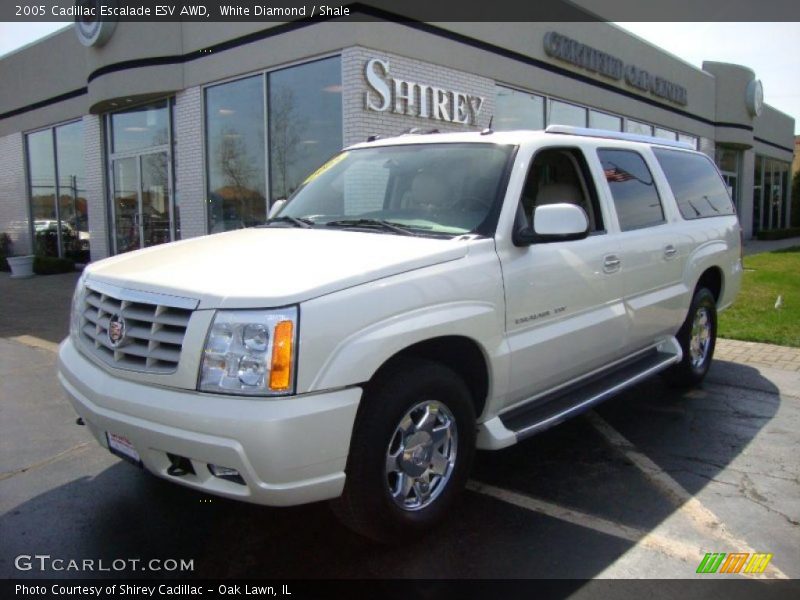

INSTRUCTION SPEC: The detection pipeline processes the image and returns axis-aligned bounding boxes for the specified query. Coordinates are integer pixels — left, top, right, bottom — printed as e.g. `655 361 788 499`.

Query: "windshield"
276 143 515 236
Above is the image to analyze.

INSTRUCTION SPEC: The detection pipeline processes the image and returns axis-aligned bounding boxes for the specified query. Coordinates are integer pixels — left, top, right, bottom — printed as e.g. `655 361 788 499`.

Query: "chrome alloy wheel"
689 306 712 368
385 400 458 511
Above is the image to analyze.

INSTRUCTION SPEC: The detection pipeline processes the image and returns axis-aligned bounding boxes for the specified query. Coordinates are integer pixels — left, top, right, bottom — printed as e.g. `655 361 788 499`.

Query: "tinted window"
495 86 544 130
589 110 621 132
548 100 586 127
653 149 735 219
111 101 169 153
598 149 664 231
268 56 342 201
205 75 267 232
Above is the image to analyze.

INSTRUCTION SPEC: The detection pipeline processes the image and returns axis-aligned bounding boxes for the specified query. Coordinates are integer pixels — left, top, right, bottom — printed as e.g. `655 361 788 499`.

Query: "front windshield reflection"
278 143 514 236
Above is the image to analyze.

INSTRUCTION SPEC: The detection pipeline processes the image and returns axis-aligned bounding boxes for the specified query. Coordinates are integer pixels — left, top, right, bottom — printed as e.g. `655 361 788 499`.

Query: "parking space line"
0 442 91 482
8 335 60 354
585 411 788 580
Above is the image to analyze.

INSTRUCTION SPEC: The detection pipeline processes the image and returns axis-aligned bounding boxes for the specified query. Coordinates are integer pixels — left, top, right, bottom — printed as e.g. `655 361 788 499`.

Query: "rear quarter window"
652 148 735 219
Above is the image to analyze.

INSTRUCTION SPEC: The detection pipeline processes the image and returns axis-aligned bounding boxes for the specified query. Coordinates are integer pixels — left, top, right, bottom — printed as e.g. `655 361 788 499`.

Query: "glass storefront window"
26 121 87 260
753 156 791 232
625 120 652 136
268 56 342 201
110 101 170 153
55 121 88 262
27 130 57 254
654 127 676 141
206 75 267 233
678 133 698 150
547 100 586 127
495 86 545 130
588 110 621 132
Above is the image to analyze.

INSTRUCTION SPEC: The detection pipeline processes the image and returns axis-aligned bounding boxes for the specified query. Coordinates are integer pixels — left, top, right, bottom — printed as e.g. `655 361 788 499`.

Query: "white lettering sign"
364 59 485 126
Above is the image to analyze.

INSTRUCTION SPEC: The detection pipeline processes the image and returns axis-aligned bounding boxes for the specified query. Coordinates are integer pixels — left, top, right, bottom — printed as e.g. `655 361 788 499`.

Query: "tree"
269 87 302 199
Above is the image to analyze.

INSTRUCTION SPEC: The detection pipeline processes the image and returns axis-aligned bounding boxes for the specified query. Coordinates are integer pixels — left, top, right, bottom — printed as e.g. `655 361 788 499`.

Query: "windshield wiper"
264 216 315 229
323 218 420 236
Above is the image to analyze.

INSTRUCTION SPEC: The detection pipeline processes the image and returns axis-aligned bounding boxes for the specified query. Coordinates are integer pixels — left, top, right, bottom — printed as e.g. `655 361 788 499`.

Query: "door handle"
664 245 678 259
603 254 621 273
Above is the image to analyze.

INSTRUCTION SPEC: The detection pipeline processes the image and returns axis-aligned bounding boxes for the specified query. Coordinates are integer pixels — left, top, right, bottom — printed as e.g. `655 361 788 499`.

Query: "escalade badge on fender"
108 314 127 347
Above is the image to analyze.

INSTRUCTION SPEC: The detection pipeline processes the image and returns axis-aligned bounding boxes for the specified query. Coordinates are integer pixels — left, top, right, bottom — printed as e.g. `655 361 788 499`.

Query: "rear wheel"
664 287 717 387
331 358 476 542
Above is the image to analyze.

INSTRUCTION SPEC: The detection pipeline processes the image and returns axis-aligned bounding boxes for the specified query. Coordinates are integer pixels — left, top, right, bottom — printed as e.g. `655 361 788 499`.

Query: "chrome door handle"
603 254 621 273
664 245 678 259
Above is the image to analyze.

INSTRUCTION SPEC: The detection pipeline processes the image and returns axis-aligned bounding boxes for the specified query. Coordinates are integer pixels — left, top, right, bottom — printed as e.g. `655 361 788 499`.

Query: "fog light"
208 464 245 485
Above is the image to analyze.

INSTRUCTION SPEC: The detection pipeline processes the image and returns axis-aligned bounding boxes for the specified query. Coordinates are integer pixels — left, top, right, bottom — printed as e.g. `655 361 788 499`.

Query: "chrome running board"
499 337 682 442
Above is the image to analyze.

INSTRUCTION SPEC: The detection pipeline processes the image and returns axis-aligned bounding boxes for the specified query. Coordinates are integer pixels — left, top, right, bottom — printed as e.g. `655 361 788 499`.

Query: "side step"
499 340 682 442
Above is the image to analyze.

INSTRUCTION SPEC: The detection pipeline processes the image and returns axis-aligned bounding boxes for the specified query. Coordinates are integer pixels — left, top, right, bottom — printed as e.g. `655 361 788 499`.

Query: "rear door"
595 148 686 350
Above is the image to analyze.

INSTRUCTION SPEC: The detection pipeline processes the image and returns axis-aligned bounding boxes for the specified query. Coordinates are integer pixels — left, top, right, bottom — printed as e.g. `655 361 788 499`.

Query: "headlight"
70 270 89 341
199 308 298 396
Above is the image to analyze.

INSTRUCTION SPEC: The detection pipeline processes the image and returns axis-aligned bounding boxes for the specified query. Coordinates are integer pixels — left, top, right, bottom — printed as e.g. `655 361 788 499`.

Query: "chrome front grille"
79 282 196 374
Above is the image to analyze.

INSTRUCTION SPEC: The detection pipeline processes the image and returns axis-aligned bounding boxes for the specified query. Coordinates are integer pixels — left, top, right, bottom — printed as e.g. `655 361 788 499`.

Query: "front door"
499 146 629 409
112 151 172 254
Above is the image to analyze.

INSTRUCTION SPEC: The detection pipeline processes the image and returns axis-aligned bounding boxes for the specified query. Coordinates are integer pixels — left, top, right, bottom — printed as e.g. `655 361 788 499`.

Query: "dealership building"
0 18 795 263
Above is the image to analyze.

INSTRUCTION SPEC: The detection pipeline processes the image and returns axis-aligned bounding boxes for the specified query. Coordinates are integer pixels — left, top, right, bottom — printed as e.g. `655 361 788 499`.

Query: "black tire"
331 358 476 543
664 287 717 388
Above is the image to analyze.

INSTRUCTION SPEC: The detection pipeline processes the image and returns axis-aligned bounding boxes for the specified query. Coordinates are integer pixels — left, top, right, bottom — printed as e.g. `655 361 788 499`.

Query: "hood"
85 228 469 308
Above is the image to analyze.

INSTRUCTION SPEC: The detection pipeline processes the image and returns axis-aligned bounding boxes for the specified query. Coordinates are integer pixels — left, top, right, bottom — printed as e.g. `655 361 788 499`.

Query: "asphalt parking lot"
1 272 799 582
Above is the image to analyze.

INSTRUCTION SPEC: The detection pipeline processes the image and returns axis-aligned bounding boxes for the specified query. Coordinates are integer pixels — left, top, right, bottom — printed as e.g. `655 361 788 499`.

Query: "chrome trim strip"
85 278 199 310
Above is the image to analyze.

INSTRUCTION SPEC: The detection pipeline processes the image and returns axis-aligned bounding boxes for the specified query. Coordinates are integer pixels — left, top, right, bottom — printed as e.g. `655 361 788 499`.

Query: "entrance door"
112 151 172 253
107 99 174 254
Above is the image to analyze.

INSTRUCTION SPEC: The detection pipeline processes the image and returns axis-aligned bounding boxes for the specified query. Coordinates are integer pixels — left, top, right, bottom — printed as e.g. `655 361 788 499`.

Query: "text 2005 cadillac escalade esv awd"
58 126 742 541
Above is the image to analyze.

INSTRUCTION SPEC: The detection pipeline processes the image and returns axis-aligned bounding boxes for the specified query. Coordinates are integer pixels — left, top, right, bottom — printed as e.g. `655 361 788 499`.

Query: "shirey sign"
364 58 486 126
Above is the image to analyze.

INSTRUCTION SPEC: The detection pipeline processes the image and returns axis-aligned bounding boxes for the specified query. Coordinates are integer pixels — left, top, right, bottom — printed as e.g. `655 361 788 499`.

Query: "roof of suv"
348 126 697 153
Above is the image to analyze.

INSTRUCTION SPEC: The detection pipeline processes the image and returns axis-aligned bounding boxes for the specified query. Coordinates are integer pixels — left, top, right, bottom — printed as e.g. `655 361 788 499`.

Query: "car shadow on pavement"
2 359 793 580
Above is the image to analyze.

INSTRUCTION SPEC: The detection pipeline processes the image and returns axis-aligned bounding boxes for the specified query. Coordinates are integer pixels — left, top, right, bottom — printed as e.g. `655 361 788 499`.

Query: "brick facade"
342 46 495 147
84 115 109 262
0 132 30 255
174 86 207 241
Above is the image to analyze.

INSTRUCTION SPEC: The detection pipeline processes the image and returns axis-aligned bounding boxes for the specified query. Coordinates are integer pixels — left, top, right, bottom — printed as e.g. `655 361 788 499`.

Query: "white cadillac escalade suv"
58 126 742 541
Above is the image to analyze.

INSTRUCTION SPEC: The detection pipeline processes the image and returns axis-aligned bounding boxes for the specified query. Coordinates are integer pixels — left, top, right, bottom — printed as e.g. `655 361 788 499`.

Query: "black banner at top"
1 0 799 22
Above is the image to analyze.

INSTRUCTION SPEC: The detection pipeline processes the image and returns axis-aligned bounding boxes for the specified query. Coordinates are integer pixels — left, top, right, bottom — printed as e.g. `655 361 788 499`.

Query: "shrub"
33 255 75 275
755 227 800 241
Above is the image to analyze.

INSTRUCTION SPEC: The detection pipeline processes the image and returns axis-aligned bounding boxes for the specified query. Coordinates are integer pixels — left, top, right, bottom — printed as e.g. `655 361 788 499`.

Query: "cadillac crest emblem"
108 314 127 347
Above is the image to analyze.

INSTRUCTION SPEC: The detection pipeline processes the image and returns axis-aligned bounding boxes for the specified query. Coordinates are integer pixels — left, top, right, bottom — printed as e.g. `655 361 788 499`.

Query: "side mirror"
513 203 589 246
268 199 287 219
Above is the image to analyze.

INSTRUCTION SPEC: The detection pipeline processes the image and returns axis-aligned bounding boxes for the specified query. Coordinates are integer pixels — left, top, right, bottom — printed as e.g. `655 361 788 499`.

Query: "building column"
174 86 206 240
739 149 755 239
84 114 110 261
0 132 31 255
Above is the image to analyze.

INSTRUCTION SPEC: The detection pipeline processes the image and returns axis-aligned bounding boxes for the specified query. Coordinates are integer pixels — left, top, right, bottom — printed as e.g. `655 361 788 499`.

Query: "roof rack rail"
545 125 695 150
400 127 441 136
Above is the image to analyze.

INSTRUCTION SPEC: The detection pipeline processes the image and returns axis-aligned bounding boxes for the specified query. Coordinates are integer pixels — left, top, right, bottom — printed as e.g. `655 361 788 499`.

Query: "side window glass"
520 148 603 232
652 148 735 219
598 149 664 231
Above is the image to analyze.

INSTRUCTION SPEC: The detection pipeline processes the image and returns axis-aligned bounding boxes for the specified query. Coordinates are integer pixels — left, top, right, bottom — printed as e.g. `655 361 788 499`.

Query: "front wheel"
664 287 717 387
331 358 476 542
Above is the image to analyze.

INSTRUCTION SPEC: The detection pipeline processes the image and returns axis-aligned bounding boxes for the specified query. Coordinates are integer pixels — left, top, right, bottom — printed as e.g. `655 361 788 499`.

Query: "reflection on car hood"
85 227 469 308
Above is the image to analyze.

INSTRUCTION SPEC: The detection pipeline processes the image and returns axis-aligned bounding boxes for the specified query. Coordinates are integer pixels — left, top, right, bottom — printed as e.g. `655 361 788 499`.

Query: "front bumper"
57 338 361 506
